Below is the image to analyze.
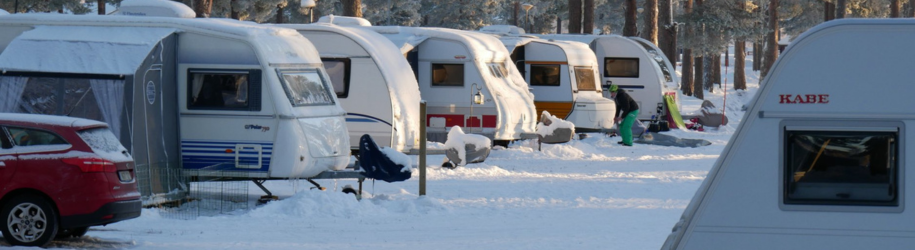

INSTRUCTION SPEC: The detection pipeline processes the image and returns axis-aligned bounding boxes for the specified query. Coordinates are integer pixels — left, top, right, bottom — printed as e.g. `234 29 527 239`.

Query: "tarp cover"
0 26 175 75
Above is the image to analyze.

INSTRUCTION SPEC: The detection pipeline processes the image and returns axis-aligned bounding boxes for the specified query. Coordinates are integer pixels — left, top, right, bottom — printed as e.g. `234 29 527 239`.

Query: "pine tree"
622 0 637 36
362 0 421 26
641 0 658 44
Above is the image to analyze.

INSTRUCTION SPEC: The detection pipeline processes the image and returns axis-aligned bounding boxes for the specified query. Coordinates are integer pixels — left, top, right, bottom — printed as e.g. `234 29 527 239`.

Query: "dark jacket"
614 89 639 118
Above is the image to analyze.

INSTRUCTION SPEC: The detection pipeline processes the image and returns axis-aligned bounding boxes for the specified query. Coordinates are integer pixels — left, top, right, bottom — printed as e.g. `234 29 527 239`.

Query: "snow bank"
536 111 575 137
246 190 447 219
444 126 492 165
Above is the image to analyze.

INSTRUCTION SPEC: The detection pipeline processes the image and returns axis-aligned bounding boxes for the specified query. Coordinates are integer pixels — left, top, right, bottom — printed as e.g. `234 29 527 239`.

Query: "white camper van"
539 34 680 121
479 26 616 132
273 23 422 153
0 1 350 198
322 19 537 143
662 19 915 249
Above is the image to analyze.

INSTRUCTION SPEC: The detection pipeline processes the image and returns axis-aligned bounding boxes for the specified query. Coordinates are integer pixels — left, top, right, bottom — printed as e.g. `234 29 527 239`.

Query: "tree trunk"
584 0 594 33
276 4 285 23
659 0 676 63
513 2 520 26
641 0 658 44
194 0 211 17
681 0 694 96
694 55 704 99
623 0 638 36
753 42 761 71
682 50 694 96
734 39 747 90
713 54 722 90
891 0 900 18
569 0 582 33
906 2 915 17
703 56 714 93
557 18 562 34
825 2 835 21
761 0 779 81
97 0 105 15
836 0 846 19
343 0 362 17
230 0 240 20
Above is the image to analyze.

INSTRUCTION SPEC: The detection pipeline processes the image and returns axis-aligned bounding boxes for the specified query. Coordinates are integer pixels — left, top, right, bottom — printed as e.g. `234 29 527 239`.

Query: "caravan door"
179 66 277 176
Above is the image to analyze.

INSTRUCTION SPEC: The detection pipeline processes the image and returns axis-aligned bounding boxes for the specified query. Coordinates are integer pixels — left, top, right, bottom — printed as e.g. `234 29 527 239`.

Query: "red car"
0 113 141 246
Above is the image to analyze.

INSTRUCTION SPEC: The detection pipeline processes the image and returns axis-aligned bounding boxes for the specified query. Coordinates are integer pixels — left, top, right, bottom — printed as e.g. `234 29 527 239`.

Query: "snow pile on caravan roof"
0 26 174 75
316 15 372 27
111 0 195 18
479 25 527 35
0 9 9 15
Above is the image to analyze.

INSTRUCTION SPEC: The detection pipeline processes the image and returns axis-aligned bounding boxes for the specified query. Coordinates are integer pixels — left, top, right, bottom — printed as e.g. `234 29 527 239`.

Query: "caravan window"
784 129 899 206
431 64 464 86
322 58 350 98
574 67 597 91
277 70 335 106
488 63 508 78
604 58 639 78
188 70 261 111
530 64 561 86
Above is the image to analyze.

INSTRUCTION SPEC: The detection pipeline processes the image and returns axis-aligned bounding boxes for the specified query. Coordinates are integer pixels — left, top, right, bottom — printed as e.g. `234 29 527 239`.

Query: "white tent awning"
0 26 176 75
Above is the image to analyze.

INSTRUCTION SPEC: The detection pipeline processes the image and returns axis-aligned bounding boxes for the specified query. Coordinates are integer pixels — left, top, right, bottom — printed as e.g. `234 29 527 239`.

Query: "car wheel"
1 195 59 246
56 226 89 239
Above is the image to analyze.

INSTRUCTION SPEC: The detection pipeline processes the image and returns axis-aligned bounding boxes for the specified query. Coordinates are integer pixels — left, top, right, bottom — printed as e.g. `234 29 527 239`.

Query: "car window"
7 127 68 147
0 127 12 149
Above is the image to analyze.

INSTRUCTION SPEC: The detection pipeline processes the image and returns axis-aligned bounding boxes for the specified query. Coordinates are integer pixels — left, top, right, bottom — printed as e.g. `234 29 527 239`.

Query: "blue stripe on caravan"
180 145 274 150
182 162 269 172
617 85 646 89
181 140 273 145
346 113 392 127
181 150 272 156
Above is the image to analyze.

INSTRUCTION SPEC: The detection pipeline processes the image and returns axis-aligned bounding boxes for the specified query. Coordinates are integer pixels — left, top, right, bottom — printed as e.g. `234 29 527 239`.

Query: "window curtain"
90 79 126 139
0 76 28 112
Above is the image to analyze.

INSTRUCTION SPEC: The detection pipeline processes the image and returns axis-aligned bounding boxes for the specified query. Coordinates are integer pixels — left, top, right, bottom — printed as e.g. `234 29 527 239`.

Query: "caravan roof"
0 14 322 69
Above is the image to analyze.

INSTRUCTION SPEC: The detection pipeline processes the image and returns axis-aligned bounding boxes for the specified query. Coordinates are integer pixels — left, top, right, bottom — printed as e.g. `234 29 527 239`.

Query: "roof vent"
110 0 196 18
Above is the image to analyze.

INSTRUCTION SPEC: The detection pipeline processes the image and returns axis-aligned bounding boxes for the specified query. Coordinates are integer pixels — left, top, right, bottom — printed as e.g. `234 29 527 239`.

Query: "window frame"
603 57 640 78
321 58 351 98
186 68 262 111
528 64 562 87
778 120 905 213
430 63 465 87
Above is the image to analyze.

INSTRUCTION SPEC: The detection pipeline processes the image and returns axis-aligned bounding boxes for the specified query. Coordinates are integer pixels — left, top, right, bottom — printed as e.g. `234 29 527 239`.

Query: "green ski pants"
620 109 640 145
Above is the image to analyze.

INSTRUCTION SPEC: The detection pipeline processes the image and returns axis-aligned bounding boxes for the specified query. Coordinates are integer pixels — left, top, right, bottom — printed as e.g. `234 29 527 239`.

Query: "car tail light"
62 158 117 173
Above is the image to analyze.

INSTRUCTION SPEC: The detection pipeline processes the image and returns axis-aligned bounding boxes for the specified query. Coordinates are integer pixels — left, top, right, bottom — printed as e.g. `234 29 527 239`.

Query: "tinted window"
785 130 897 206
530 64 561 86
322 58 350 98
604 58 639 78
431 64 464 86
189 70 254 110
7 127 68 146
278 70 335 106
574 67 597 91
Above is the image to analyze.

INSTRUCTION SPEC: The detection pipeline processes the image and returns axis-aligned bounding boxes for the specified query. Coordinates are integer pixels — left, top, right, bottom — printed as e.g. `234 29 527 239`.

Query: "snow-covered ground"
2 47 760 250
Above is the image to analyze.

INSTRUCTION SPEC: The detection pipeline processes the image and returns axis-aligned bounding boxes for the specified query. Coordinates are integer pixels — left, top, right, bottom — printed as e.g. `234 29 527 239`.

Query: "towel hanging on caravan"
0 0 350 200
662 19 915 250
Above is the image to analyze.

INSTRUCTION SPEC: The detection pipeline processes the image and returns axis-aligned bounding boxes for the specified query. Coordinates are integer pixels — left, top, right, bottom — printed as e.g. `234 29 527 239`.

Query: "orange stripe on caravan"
534 101 574 120
525 61 569 65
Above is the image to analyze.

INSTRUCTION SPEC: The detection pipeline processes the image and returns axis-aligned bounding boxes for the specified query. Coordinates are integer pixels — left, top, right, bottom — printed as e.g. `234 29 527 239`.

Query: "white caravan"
539 34 680 121
273 22 422 153
0 1 349 199
662 19 915 250
320 17 538 143
479 25 616 132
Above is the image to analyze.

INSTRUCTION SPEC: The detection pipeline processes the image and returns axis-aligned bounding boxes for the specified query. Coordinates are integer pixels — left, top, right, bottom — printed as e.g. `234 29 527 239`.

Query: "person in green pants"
609 84 639 146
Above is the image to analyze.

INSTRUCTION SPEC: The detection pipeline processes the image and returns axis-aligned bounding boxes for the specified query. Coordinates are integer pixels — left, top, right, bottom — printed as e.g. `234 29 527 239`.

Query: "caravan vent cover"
110 0 196 18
